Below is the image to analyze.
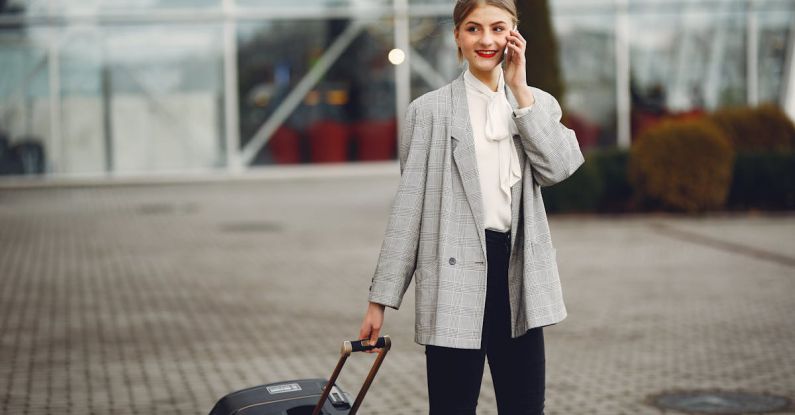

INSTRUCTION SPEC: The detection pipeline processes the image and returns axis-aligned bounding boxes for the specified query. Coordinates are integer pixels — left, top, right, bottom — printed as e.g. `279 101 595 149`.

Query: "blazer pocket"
464 246 486 268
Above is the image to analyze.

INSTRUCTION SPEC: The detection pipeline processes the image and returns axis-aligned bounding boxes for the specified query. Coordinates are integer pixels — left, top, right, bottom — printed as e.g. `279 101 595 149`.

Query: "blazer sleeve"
512 88 585 187
368 100 430 310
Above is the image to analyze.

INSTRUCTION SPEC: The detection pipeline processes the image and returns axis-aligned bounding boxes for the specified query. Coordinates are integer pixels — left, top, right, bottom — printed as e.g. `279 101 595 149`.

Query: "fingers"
509 29 526 44
359 317 373 353
508 39 524 52
360 322 382 354
507 29 526 53
361 304 384 354
506 32 525 64
368 326 381 354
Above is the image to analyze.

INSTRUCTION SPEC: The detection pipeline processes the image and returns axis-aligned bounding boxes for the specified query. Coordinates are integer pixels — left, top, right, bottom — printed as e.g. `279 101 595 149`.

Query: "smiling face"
454 4 516 79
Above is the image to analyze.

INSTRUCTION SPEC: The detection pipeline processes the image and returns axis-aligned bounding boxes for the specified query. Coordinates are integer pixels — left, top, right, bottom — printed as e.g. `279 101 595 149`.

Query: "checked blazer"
368 69 585 350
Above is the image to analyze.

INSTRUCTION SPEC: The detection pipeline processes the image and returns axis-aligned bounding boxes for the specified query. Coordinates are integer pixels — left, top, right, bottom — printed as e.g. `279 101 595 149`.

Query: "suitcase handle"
311 335 392 415
348 336 388 353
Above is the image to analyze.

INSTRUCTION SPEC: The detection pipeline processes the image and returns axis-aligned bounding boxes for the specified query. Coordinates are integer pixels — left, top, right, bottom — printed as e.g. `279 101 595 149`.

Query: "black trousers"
425 229 546 415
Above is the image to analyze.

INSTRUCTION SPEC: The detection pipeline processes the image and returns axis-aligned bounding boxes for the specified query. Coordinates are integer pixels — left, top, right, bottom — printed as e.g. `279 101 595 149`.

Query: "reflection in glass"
57 24 224 174
757 10 793 104
408 16 459 100
2 0 795 176
0 25 50 174
555 13 617 149
237 0 389 7
51 0 220 14
238 18 396 165
0 0 48 16
628 5 748 139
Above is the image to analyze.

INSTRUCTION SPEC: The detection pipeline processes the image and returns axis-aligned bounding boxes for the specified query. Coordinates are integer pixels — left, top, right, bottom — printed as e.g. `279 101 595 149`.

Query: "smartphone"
504 25 518 58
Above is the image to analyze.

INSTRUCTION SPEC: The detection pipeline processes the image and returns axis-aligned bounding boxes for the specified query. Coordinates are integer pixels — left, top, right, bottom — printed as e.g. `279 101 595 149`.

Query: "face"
454 5 515 76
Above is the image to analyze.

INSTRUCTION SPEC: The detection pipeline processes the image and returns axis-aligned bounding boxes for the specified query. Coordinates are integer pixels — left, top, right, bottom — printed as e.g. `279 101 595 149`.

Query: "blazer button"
449 257 456 265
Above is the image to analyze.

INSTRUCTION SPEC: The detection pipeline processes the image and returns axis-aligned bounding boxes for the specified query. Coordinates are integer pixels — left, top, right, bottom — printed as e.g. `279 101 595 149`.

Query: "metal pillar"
783 15 795 120
615 0 631 148
223 0 242 172
394 0 411 148
670 4 697 110
47 25 62 174
704 2 730 110
747 0 759 106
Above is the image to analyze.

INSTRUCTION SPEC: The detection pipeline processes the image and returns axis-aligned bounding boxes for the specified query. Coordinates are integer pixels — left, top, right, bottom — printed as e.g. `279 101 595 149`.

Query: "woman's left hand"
504 29 534 106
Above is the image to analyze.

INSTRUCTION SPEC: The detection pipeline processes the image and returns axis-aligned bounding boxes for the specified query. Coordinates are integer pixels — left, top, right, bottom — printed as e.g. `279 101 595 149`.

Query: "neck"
468 64 501 92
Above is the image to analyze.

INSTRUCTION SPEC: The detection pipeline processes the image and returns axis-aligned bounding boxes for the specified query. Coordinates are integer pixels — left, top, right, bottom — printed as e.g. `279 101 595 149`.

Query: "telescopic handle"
348 336 388 353
311 335 391 415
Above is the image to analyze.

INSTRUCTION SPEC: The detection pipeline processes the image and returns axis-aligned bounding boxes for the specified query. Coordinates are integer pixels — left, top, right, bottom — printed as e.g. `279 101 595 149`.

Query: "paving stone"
0 178 793 414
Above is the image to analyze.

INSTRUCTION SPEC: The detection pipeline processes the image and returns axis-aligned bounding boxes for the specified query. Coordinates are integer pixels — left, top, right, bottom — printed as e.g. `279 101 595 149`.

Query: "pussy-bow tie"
465 69 522 198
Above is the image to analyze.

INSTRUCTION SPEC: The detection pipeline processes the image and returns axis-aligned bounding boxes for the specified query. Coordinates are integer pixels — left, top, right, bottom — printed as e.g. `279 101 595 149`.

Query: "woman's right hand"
359 301 385 354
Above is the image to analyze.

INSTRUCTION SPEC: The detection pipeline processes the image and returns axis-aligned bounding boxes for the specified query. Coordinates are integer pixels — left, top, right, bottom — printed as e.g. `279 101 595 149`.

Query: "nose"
478 30 498 48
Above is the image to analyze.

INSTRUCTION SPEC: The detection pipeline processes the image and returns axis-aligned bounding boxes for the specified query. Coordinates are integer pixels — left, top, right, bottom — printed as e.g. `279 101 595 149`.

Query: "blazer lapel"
450 71 487 258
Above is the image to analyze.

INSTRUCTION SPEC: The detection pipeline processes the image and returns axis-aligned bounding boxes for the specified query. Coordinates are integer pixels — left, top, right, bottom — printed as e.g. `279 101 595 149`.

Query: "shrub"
709 104 795 153
542 152 604 213
728 152 795 210
542 148 633 213
590 148 632 212
628 118 735 212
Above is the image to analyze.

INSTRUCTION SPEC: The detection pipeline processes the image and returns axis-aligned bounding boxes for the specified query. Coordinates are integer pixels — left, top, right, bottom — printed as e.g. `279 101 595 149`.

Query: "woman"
359 0 584 413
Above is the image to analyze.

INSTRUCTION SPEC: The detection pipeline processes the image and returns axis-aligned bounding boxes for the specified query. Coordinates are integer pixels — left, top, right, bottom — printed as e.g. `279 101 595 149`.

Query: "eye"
466 26 478 32
494 26 506 32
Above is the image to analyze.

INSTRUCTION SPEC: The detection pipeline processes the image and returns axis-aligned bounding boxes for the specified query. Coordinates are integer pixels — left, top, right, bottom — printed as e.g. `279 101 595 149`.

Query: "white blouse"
463 66 533 232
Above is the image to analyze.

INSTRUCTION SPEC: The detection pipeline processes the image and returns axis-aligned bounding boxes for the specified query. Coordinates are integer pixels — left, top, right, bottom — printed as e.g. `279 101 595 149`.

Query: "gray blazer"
368 69 585 349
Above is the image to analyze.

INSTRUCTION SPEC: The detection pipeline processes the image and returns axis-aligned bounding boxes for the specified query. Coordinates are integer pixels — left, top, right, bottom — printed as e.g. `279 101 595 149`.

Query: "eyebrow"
464 20 508 26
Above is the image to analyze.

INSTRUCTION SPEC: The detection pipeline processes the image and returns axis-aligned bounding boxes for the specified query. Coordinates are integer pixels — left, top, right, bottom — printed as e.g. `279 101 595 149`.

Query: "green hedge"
727 152 795 210
543 148 795 213
542 149 629 213
541 152 604 212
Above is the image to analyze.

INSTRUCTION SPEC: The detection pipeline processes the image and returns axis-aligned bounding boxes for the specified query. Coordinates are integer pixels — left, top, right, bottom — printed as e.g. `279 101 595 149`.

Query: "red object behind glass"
308 120 350 163
353 119 397 161
268 126 302 164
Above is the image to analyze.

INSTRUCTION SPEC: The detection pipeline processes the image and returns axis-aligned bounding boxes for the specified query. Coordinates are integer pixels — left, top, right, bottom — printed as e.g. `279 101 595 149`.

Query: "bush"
590 148 632 212
728 152 795 210
709 104 795 153
628 118 735 212
542 147 793 214
542 152 604 212
543 148 631 213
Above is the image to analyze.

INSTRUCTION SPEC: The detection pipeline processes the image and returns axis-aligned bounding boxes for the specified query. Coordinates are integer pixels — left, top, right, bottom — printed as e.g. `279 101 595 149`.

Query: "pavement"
1 167 794 414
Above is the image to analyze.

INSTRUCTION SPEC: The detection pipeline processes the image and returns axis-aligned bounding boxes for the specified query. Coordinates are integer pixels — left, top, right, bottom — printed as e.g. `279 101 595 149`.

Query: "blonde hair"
453 0 519 63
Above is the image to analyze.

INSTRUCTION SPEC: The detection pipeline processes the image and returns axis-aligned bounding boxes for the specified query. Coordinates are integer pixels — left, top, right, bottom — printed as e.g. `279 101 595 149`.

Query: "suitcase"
209 336 391 415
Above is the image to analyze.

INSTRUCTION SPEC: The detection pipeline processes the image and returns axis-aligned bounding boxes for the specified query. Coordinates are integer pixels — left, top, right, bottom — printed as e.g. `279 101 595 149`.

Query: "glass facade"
408 16 459 97
57 23 224 174
757 7 792 104
1 0 793 177
554 11 617 148
238 17 396 164
627 2 749 137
